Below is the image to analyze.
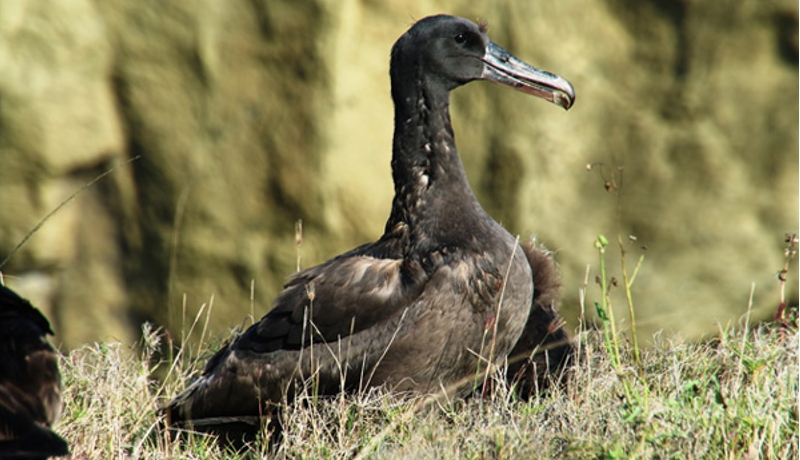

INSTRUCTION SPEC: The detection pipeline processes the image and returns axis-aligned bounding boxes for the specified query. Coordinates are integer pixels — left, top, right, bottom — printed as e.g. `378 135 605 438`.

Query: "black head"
390 15 575 109
390 15 489 91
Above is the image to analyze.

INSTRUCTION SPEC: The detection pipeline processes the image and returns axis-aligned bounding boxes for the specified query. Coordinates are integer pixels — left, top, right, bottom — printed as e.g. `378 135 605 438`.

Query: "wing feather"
234 241 427 353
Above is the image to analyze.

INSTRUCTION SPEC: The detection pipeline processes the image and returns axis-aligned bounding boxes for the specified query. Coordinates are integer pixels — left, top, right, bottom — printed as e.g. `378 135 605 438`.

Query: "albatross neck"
384 76 489 247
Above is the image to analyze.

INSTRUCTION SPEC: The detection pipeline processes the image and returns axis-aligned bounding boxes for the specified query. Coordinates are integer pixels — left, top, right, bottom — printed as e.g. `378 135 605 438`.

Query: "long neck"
385 66 488 250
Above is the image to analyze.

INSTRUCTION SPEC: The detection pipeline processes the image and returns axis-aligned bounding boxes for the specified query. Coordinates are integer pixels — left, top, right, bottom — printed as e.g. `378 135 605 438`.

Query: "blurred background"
0 0 797 349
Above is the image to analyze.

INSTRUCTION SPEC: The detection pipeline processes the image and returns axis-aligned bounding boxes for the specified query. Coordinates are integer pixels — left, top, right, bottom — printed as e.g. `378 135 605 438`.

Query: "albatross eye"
454 33 468 45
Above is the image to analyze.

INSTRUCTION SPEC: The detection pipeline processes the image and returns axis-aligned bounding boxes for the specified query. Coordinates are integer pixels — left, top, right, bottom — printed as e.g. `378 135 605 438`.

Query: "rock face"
0 0 796 348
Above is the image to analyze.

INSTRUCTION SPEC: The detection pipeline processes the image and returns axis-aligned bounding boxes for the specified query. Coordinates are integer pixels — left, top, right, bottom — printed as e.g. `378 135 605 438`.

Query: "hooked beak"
481 41 575 110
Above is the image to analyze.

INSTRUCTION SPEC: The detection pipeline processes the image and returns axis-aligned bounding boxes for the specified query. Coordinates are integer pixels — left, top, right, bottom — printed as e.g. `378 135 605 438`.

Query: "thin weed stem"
737 282 756 378
168 185 192 333
480 235 521 390
295 219 304 272
594 235 620 370
618 234 644 377
0 156 141 269
776 233 798 327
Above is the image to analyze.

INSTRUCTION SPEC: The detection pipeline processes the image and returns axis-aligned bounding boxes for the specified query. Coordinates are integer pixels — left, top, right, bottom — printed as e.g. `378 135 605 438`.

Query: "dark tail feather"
165 345 251 428
506 237 573 398
163 344 279 446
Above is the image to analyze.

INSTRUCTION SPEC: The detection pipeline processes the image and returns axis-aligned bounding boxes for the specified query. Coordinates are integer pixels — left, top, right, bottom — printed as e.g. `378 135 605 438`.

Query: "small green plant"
586 163 645 375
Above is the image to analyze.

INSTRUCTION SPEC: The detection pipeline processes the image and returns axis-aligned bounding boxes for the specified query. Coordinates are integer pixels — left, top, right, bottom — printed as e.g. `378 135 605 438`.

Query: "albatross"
167 14 574 430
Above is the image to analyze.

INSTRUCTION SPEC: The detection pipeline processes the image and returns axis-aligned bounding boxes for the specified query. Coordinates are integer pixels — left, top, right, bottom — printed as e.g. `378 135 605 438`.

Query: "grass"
56 311 798 459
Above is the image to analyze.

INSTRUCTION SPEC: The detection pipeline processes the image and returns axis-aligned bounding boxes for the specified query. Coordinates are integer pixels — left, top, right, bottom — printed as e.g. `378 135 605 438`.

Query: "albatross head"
390 14 575 110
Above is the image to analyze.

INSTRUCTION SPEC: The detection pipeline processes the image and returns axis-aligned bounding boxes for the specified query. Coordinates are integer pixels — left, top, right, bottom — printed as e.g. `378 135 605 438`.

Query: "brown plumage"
167 14 575 433
506 238 573 397
0 284 68 459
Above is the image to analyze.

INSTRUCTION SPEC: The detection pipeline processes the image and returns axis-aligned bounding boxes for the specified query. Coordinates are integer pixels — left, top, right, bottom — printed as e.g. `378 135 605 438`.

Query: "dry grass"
57 317 798 459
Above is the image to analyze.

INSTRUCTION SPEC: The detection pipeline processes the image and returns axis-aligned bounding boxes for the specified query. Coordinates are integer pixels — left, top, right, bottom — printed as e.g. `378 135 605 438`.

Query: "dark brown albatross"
0 284 68 459
167 14 574 430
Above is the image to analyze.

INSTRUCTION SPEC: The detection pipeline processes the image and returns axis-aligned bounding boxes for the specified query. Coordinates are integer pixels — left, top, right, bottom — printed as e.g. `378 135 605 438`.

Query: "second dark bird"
0 284 68 459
